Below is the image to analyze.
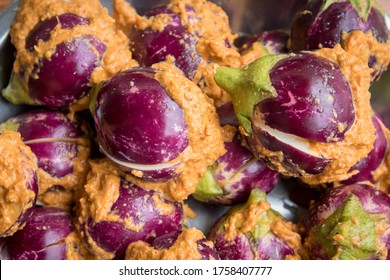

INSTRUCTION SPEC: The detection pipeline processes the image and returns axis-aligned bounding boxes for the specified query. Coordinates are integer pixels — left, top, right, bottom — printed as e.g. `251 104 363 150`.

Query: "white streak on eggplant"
99 145 180 171
23 138 86 144
254 119 328 159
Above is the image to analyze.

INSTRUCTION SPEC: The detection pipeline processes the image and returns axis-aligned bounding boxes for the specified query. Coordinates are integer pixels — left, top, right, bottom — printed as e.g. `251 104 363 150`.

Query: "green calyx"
255 42 272 56
193 164 223 203
0 119 21 134
89 81 104 114
348 0 373 20
221 189 278 239
214 54 285 134
312 194 383 260
322 0 374 21
2 72 36 105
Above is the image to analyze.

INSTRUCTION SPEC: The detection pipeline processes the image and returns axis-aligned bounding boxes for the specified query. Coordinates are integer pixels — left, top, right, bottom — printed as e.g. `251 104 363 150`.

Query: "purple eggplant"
3 0 142 109
304 183 390 259
25 13 90 52
0 130 38 237
214 49 375 184
91 67 188 181
77 159 184 260
3 10 106 108
257 53 355 142
91 61 225 201
0 109 91 209
216 101 239 126
341 113 389 185
240 30 290 65
128 5 201 79
193 132 280 205
125 228 220 260
113 0 241 105
4 36 106 108
291 0 390 81
0 207 91 260
26 35 106 107
208 189 303 260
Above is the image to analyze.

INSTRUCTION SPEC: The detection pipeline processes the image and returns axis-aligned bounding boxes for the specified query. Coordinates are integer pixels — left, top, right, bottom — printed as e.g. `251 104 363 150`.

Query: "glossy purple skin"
240 30 290 54
151 231 180 250
253 126 331 175
27 142 78 178
211 232 254 260
291 0 388 51
0 207 74 260
215 103 279 203
129 6 201 79
25 13 90 52
84 179 184 259
28 35 106 107
258 52 355 143
209 216 294 260
307 183 390 259
9 109 85 178
376 112 390 133
196 238 220 260
212 233 295 260
204 134 280 205
152 231 220 260
93 67 188 166
342 114 388 185
216 101 239 126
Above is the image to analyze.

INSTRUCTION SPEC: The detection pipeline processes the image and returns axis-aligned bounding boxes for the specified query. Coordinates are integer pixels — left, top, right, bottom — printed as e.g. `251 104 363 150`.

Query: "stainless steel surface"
0 0 389 235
